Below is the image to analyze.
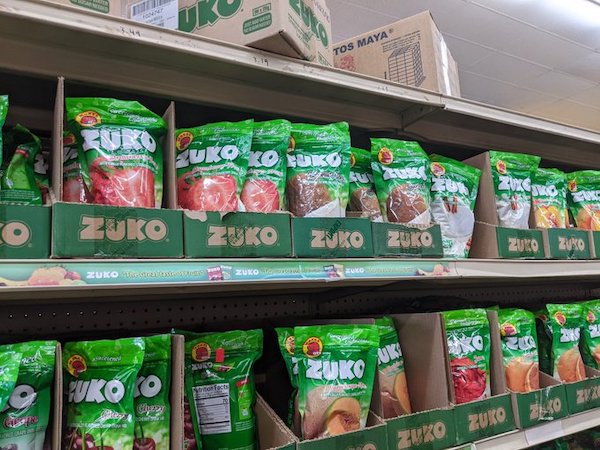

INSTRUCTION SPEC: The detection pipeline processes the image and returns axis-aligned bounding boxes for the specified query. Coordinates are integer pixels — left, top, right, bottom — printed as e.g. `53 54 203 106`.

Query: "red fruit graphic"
450 357 487 404
89 158 155 208
501 322 517 337
307 341 320 356
178 174 238 212
133 438 156 450
554 312 567 326
241 179 280 212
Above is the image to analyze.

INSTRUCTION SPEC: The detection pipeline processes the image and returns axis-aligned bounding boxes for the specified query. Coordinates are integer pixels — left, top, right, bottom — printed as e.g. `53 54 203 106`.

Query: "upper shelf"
1 0 600 168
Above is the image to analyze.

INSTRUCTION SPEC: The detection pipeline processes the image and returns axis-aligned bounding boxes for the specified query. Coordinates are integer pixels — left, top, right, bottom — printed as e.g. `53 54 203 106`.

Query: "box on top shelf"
464 151 544 259
377 313 457 450
371 222 444 258
333 11 461 96
45 0 123 15
51 78 184 258
123 0 334 65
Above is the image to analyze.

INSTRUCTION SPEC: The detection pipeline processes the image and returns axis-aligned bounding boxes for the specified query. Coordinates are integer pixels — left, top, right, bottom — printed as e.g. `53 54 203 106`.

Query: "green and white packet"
185 329 263 450
376 317 411 418
63 337 145 450
287 122 351 217
0 341 56 450
443 309 491 404
567 170 600 230
348 147 382 220
241 119 291 212
532 168 567 228
429 154 481 257
0 349 21 412
489 150 540 229
295 324 378 439
275 327 300 435
176 120 253 212
0 95 7 167
135 334 172 450
580 300 600 370
371 138 431 225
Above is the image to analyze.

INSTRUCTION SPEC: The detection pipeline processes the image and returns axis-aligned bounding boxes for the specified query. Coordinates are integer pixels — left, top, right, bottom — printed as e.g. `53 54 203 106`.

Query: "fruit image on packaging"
498 308 540 393
275 328 301 436
66 97 167 208
0 341 56 450
489 151 541 229
176 120 253 212
537 304 586 383
184 329 262 450
63 131 91 203
532 168 567 228
371 138 431 225
580 300 600 370
443 309 491 404
241 120 291 213
0 349 21 412
295 324 378 440
134 335 172 450
286 122 351 217
0 96 8 163
567 171 600 230
1 124 43 205
33 151 49 204
375 317 411 418
63 337 145 450
348 147 382 221
429 154 481 258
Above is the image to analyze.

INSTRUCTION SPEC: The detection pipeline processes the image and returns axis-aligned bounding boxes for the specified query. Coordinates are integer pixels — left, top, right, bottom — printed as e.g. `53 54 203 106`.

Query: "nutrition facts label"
192 383 232 434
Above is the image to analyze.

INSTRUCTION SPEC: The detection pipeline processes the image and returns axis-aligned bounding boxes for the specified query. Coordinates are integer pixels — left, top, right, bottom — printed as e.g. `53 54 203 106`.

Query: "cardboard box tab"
590 231 600 259
184 211 292 257
564 366 600 414
52 202 184 258
291 217 373 257
256 395 298 450
372 222 444 258
511 373 568 429
333 11 460 96
0 204 51 258
469 222 544 259
542 227 591 259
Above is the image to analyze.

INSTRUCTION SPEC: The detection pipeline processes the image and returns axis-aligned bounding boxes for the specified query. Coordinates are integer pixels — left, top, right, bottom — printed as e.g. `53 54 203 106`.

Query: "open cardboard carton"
256 394 298 450
182 211 292 258
563 365 600 414
374 313 457 450
50 78 184 258
0 199 51 259
445 310 516 444
489 316 568 429
291 217 374 257
371 222 444 258
464 152 544 259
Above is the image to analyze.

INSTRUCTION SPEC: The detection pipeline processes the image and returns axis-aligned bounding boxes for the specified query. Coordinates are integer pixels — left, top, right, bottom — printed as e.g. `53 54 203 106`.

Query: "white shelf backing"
475 408 600 449
0 0 599 167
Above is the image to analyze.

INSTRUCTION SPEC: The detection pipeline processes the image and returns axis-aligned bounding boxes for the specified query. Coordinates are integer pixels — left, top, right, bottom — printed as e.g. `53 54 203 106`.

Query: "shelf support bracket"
401 104 438 130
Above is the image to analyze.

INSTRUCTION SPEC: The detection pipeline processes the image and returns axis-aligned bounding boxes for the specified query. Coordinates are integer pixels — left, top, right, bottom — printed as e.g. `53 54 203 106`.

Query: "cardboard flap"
463 152 497 226
52 77 64 202
163 101 177 209
392 313 451 411
52 342 62 450
170 335 184 450
487 310 505 396
256 394 298 450
586 365 600 378
540 372 561 387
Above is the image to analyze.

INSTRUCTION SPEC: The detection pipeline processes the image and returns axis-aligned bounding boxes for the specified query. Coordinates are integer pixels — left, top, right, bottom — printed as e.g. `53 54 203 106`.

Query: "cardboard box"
445 311 516 444
256 395 298 450
333 11 460 96
183 211 292 257
0 204 51 258
563 365 600 414
52 343 62 450
291 217 373 257
464 152 545 259
44 0 123 15
371 222 444 258
541 227 592 259
170 335 185 449
376 313 457 450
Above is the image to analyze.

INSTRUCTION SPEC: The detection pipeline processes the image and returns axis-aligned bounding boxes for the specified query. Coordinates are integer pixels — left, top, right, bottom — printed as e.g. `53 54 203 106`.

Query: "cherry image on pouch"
450 357 487 404
178 173 238 212
89 160 155 208
64 428 95 450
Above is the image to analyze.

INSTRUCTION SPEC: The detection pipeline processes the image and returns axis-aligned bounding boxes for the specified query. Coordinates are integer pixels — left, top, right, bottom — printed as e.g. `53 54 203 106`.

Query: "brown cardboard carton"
170 335 185 449
333 11 460 96
44 0 123 15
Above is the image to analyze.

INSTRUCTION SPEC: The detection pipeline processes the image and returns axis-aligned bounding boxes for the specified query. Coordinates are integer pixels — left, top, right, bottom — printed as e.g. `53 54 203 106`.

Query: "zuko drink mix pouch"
567 170 600 230
532 168 567 228
348 147 382 220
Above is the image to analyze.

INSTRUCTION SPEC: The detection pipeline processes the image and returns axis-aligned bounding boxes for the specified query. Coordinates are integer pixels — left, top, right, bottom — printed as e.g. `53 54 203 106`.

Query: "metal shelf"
0 0 599 167
474 408 600 449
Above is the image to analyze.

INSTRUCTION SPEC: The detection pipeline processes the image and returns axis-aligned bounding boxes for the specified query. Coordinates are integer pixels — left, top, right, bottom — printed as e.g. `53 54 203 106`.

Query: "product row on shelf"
1 80 600 262
3 302 600 450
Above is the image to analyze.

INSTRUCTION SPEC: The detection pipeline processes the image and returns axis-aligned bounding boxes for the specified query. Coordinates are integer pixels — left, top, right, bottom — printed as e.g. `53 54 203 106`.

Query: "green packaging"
287 122 351 217
580 300 600 370
429 154 481 258
567 170 600 230
66 97 167 208
498 308 539 392
33 151 49 204
0 341 56 450
275 327 300 435
375 316 411 418
176 120 253 212
135 334 172 450
295 324 378 439
185 329 263 450
443 309 491 404
1 124 43 205
63 130 90 203
241 120 291 213
489 150 541 229
0 96 7 166
532 168 567 228
63 337 145 450
370 138 431 225
348 147 382 220
0 349 21 412
537 304 585 382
